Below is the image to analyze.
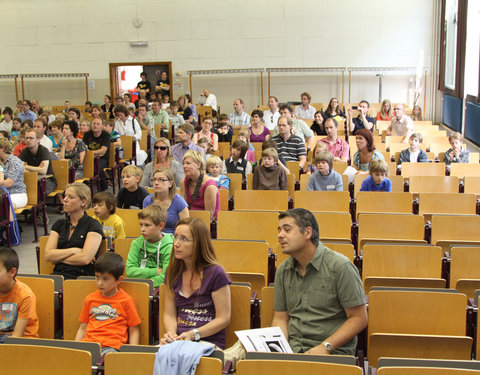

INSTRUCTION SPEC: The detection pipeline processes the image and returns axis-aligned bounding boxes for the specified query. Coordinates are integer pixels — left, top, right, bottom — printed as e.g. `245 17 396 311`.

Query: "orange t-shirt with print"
79 288 141 349
0 280 39 337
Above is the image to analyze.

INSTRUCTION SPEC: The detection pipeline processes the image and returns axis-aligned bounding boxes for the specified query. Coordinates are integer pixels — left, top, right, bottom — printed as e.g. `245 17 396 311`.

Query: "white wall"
0 0 436 116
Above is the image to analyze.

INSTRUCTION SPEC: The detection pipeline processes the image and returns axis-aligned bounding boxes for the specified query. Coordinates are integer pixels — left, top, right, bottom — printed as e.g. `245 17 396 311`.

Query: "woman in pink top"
192 115 218 151
180 150 220 219
376 99 394 121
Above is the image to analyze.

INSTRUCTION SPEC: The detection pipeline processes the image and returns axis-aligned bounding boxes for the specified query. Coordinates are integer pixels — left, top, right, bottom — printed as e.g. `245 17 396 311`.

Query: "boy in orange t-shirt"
75 252 141 355
0 247 39 342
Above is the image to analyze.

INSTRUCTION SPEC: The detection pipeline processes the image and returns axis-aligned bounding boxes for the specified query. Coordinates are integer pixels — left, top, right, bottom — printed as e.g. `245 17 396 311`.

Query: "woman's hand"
159 331 179 345
177 330 194 341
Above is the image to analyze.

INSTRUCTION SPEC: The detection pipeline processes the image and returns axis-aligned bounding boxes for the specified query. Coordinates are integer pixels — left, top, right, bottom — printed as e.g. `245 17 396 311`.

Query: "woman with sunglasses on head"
142 167 189 234
160 217 231 348
140 138 184 188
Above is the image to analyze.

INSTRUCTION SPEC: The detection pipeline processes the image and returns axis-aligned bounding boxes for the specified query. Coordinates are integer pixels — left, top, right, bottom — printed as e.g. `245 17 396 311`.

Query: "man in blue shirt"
348 100 374 135
18 100 37 122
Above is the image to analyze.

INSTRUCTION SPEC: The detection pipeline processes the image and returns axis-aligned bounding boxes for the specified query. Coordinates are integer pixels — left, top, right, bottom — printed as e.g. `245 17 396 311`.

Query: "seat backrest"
409 176 459 194
401 163 446 177
51 159 69 192
418 193 476 215
213 240 269 276
358 213 425 248
362 244 443 284
63 279 150 344
116 209 141 237
217 211 279 249
260 286 274 328
38 235 55 275
225 173 243 197
113 237 135 275
450 163 480 178
82 150 95 179
0 344 91 375
356 192 412 217
312 212 352 242
431 215 480 246
236 360 362 375
188 210 211 233
464 176 480 195
234 190 289 211
120 135 133 160
286 161 300 180
218 142 231 160
139 130 148 152
104 352 222 375
450 246 480 289
368 290 467 339
294 191 350 212
218 188 228 211
24 171 38 206
17 275 55 338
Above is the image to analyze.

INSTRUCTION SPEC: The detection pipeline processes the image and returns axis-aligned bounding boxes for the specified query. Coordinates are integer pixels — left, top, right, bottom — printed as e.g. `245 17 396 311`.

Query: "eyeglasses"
151 178 169 183
393 108 402 111
25 137 36 140
154 146 168 150
173 235 193 243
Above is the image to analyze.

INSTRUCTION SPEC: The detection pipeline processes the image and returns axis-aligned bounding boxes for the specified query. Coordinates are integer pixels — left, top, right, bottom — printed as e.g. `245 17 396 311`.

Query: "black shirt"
82 130 110 162
116 186 149 209
137 80 151 92
20 145 57 184
51 213 104 279
178 106 193 121
311 122 327 136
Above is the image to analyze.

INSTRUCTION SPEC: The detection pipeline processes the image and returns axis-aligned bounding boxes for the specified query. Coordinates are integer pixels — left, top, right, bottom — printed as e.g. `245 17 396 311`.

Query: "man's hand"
305 344 330 355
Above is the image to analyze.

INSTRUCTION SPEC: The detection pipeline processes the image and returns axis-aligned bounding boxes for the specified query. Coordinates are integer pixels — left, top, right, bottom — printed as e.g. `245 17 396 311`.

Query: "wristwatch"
193 329 201 342
322 341 332 352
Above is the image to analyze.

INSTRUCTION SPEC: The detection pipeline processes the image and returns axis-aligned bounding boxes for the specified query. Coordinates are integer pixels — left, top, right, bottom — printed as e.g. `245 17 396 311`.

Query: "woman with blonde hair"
142 167 189 234
180 150 220 219
45 183 104 279
161 217 231 348
376 99 394 121
140 137 184 187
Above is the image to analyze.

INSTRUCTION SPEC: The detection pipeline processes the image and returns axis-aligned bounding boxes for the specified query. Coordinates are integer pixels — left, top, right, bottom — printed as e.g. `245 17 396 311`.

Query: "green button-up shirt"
273 243 365 355
147 109 169 131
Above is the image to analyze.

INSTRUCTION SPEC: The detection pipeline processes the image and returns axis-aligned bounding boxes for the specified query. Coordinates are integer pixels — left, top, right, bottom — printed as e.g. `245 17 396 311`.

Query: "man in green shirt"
272 208 367 355
147 99 169 135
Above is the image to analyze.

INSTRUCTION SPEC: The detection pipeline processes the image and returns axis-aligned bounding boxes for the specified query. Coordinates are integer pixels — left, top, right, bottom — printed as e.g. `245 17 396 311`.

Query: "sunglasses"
154 146 168 150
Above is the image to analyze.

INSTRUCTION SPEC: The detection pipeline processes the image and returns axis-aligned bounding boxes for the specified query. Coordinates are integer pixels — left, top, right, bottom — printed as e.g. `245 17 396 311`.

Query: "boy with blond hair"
92 191 126 244
75 252 140 355
445 131 470 165
360 159 392 192
126 205 173 287
207 156 230 190
253 148 287 190
398 132 428 166
117 165 149 209
0 247 39 342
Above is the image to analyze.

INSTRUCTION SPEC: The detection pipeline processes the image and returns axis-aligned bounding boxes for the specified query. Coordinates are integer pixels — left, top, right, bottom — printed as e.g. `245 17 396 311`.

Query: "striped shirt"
271 133 306 162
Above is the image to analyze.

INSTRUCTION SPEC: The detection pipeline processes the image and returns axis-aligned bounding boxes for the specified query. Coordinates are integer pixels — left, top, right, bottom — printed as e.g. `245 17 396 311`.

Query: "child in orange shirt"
0 247 39 342
75 252 141 355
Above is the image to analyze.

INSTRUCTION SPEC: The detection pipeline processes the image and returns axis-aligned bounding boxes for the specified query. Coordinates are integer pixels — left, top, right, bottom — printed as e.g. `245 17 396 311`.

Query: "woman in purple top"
249 109 271 143
161 217 231 348
180 150 220 219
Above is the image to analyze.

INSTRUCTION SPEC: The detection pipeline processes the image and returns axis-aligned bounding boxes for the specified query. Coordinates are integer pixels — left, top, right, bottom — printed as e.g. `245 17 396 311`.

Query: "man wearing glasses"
386 104 414 143
20 129 57 196
263 96 281 131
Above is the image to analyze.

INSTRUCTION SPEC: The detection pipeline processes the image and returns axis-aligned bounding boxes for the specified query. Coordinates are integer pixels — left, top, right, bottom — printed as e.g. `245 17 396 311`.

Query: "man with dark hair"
83 117 110 191
272 208 367 355
294 92 316 120
264 96 280 131
272 104 315 150
136 72 151 94
348 100 374 134
18 100 37 122
33 118 53 152
20 129 57 196
171 123 205 163
271 115 307 170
